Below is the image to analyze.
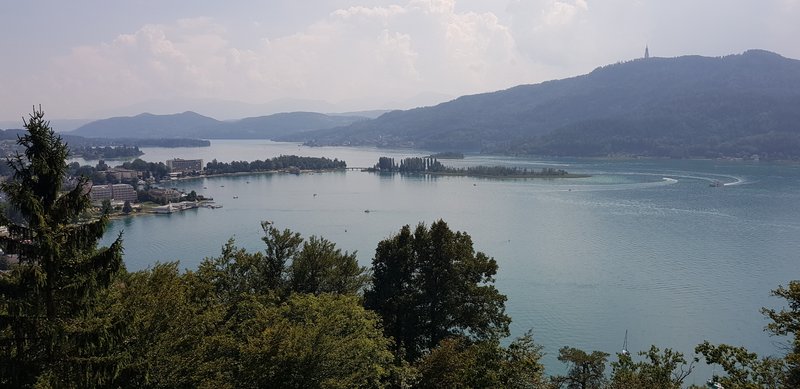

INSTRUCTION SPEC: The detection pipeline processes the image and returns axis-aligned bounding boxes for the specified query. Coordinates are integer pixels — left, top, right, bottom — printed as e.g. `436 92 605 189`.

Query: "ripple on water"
102 147 800 379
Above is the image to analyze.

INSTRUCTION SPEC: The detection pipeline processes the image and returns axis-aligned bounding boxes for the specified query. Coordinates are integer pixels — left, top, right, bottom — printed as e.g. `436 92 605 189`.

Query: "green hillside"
289 50 800 159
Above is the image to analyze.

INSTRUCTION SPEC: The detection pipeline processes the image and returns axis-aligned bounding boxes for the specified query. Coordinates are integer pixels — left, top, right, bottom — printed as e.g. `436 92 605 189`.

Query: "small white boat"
706 380 724 389
621 330 629 356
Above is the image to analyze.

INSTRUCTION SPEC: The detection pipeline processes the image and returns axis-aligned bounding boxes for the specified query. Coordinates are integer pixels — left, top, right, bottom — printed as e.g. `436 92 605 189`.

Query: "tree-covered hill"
71 111 222 138
70 111 368 140
210 111 367 139
287 50 800 159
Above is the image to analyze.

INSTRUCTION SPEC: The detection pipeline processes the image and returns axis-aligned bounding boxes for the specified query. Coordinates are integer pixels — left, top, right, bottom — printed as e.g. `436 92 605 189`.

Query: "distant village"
84 158 214 215
79 154 346 216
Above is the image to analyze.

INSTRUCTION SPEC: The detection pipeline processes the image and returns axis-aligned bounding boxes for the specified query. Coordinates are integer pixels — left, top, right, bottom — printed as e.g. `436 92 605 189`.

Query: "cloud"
6 0 795 120
15 1 541 118
541 0 588 27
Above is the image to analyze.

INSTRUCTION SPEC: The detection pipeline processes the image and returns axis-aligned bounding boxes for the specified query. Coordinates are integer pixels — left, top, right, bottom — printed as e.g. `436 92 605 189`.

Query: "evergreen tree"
0 108 124 387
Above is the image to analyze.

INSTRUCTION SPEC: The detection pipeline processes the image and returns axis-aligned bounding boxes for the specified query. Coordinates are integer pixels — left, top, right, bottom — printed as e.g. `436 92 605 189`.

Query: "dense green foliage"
205 155 346 174
608 346 695 389
0 108 124 387
120 158 169 180
71 145 143 160
762 281 800 386
416 333 545 388
374 157 445 173
374 156 573 177
293 50 800 159
365 221 511 362
4 109 800 388
551 347 610 389
427 151 464 159
66 158 169 184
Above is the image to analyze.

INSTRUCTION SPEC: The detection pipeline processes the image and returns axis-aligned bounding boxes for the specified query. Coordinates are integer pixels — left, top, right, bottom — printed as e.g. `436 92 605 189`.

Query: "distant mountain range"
63 50 800 159
70 111 369 140
286 50 800 159
89 93 450 120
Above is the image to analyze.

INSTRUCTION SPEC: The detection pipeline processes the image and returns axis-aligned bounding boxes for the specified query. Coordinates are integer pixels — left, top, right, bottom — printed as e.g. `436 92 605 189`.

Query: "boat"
233 196 239 199
706 379 724 389
621 330 629 356
364 209 370 213
710 180 724 187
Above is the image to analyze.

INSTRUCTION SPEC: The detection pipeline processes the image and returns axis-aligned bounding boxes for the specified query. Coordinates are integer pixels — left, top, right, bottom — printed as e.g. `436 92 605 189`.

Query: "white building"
90 184 138 202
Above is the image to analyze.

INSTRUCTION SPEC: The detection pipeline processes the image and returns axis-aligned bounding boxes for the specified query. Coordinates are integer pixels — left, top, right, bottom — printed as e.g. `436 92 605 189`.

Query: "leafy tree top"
365 220 510 361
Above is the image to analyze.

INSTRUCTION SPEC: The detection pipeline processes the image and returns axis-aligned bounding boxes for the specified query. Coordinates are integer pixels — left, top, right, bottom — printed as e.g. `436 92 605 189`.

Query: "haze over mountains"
290 50 800 159
89 92 451 121
66 50 800 159
71 111 369 140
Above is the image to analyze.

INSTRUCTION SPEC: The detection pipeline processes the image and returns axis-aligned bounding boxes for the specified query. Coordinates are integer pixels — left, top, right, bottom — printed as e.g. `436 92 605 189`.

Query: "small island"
204 155 346 175
426 151 464 159
72 145 144 160
370 156 589 178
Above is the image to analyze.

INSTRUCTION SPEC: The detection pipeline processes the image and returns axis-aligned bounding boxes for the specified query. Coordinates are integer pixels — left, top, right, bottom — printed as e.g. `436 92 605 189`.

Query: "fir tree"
0 107 124 387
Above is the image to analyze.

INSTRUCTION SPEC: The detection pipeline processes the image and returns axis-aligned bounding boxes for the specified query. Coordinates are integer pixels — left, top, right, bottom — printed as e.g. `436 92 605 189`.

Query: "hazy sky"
1 0 798 121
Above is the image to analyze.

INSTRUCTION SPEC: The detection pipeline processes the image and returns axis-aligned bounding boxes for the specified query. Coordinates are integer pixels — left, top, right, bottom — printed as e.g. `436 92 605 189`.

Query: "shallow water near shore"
99 140 800 383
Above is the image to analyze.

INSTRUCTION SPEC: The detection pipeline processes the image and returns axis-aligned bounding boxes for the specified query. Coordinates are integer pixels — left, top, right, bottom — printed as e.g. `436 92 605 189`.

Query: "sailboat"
621 330 629 356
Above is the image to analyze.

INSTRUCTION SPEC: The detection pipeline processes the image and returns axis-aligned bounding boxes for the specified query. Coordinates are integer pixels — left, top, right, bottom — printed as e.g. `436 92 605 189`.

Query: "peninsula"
370 156 588 178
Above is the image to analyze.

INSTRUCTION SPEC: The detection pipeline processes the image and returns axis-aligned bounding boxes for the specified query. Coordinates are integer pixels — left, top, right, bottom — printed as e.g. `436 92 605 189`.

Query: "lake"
95 140 800 383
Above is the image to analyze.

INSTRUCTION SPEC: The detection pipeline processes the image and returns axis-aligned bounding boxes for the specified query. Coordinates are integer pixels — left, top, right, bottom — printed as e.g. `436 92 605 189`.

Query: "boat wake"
723 176 745 186
654 170 749 187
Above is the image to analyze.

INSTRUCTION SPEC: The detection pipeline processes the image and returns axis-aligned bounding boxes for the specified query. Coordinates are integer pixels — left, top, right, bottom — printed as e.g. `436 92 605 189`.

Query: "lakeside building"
106 167 140 181
166 158 203 174
90 184 138 202
147 188 182 203
153 201 200 214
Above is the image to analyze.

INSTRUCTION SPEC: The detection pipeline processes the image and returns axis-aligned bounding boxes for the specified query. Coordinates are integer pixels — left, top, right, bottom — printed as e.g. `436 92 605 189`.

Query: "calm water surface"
98 140 800 382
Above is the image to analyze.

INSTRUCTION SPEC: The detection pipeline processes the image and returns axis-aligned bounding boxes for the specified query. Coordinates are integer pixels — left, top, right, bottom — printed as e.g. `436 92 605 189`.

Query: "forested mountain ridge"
71 111 368 140
72 111 221 138
288 50 800 159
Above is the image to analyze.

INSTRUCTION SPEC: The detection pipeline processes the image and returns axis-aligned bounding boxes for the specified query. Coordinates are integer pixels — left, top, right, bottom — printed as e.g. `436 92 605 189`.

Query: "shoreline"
105 200 221 220
167 167 588 184
421 171 590 179
167 168 347 182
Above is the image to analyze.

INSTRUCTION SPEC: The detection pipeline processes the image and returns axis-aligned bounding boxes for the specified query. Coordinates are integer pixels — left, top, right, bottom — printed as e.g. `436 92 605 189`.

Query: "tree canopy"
4 108 800 388
365 220 511 361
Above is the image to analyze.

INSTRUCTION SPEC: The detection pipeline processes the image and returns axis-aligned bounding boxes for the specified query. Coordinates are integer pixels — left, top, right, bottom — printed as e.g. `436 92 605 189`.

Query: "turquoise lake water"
95 140 800 383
